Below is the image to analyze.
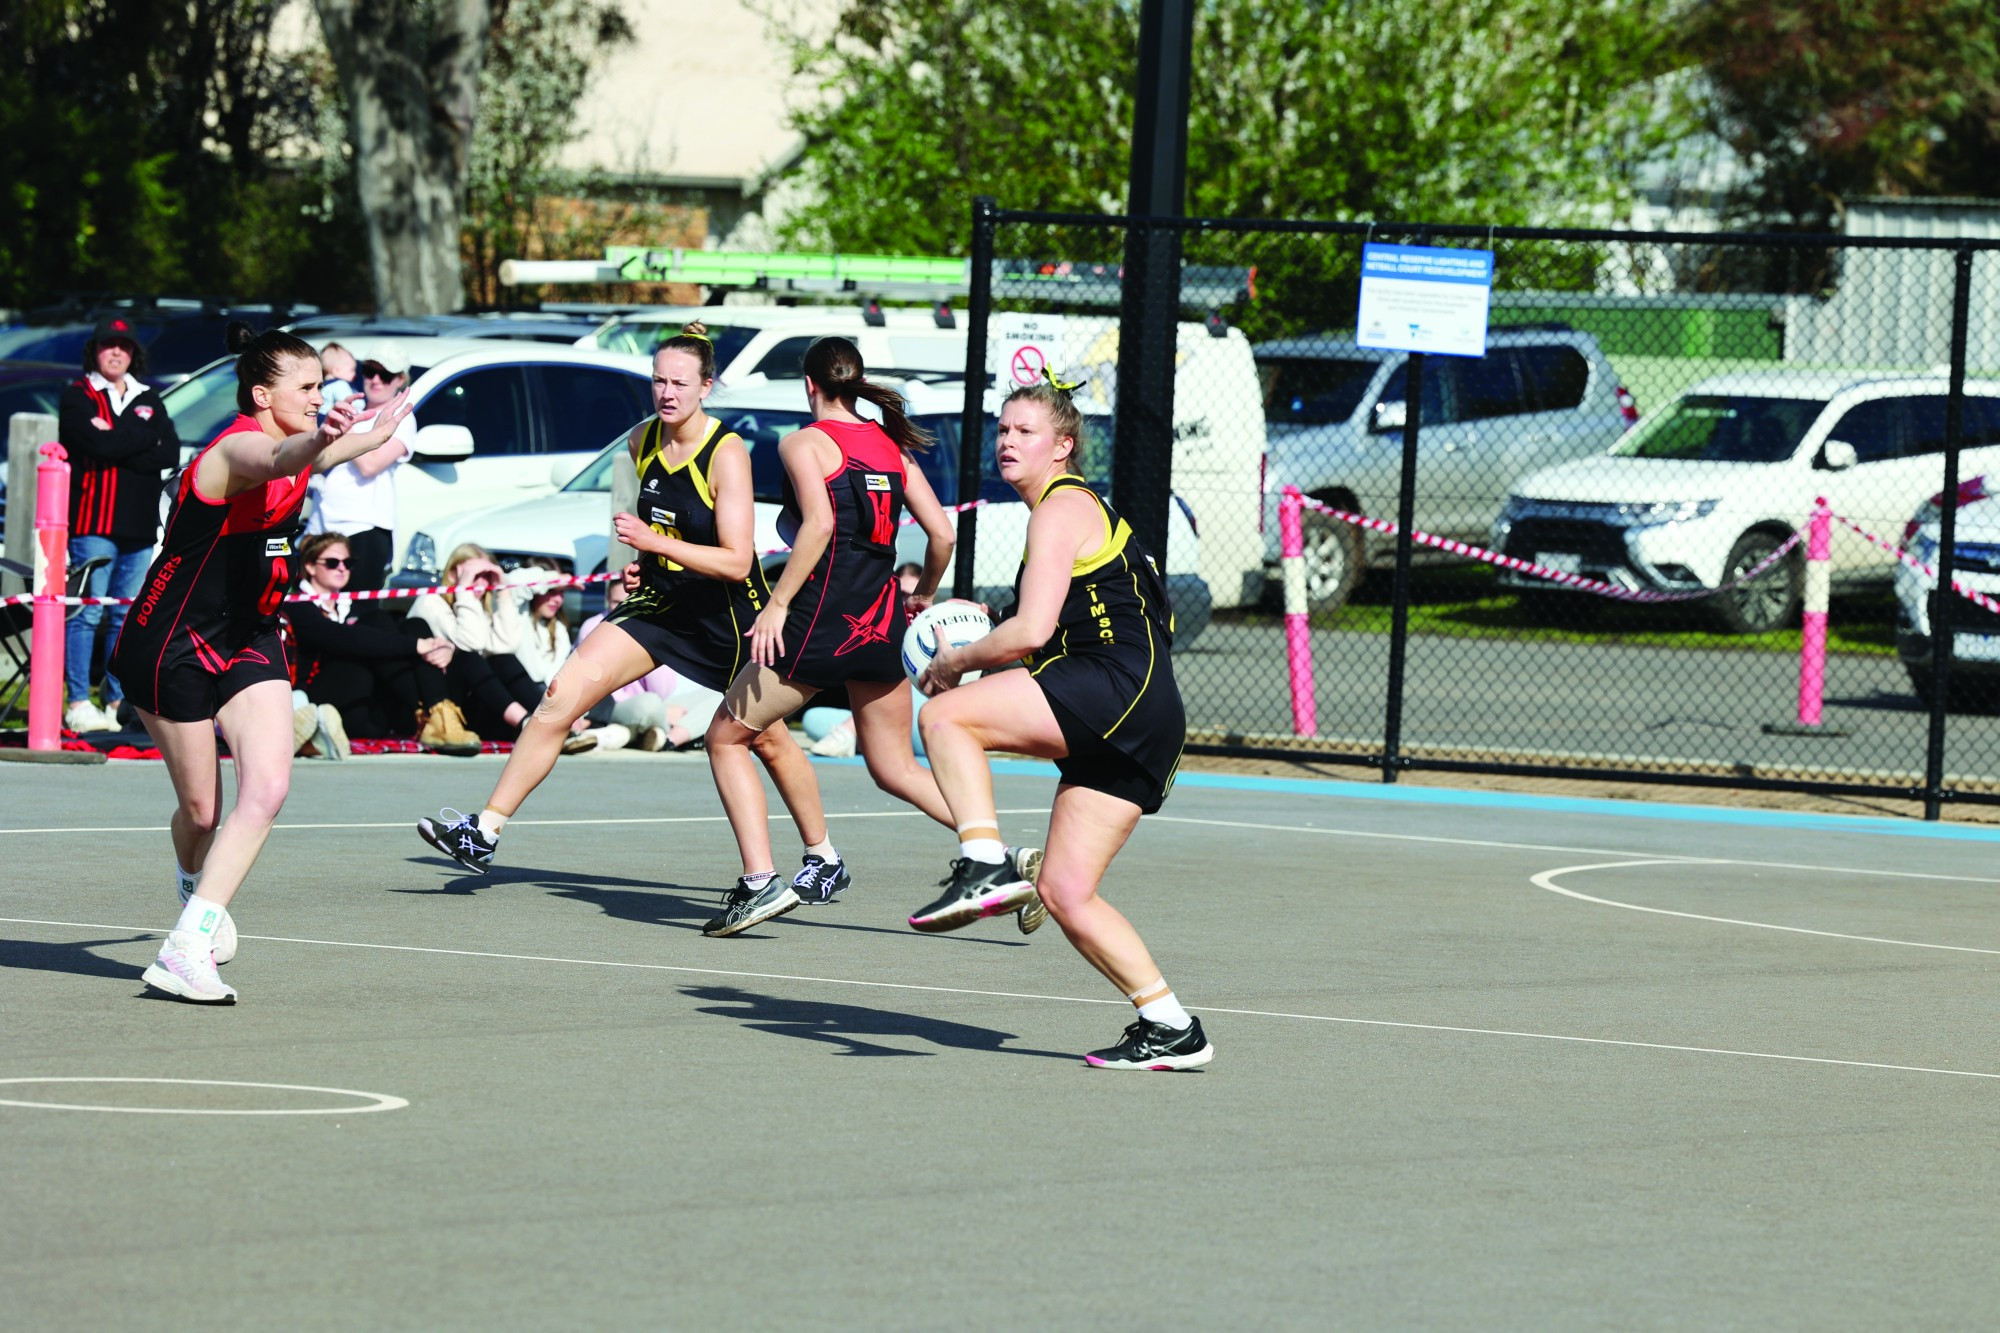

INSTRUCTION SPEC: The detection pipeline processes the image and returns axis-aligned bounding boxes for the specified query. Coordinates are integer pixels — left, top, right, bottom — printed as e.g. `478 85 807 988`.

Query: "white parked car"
1896 474 2000 708
1493 372 2000 632
579 305 969 387
159 337 652 569
398 378 1212 647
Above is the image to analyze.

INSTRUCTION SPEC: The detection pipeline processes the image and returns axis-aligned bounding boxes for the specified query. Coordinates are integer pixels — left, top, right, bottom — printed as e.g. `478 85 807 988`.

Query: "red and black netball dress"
112 415 307 721
603 415 773 690
770 418 909 687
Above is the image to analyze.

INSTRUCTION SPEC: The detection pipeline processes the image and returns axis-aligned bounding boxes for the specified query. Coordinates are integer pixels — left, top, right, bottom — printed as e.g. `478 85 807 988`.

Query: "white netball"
902 600 994 683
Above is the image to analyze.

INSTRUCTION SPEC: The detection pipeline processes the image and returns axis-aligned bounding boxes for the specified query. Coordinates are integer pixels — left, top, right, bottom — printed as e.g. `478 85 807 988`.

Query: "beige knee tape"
532 659 605 723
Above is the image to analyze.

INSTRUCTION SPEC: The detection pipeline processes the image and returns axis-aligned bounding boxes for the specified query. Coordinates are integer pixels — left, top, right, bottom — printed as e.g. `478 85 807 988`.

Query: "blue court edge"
812 755 2000 844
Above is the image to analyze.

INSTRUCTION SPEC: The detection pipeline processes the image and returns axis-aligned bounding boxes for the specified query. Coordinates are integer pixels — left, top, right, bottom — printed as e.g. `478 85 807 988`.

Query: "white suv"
397 378 1212 647
580 306 968 386
1495 373 2000 632
160 337 652 569
1895 474 2000 708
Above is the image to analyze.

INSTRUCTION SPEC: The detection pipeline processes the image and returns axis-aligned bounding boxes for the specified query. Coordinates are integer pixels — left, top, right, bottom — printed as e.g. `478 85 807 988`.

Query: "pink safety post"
1280 486 1317 736
28 442 70 750
1795 497 1833 727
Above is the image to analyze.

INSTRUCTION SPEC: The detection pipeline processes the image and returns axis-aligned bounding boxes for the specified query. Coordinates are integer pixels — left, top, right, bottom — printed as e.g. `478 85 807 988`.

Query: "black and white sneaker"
1011 846 1047 934
1084 1016 1214 1071
702 874 801 937
907 853 1040 933
417 808 497 872
792 854 852 905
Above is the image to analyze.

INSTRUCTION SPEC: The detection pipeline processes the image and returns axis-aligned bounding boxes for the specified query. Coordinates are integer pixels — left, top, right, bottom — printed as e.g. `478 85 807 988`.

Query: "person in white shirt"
310 348 414 591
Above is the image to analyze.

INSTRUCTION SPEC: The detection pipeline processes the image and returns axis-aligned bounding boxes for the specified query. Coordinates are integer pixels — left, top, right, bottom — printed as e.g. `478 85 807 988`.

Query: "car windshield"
1610 394 1828 463
1258 356 1382 425
159 358 248 446
0 324 93 364
592 320 759 369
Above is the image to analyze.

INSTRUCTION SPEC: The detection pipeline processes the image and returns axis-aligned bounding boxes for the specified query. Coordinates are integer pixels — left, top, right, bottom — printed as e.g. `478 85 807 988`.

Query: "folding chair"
0 553 112 731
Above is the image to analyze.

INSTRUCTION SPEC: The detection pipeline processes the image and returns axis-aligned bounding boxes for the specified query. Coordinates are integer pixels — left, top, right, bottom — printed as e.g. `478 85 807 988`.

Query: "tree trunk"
316 0 490 315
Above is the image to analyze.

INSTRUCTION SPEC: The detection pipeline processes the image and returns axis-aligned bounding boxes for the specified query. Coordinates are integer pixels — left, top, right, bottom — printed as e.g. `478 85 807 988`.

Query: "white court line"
0 1077 407 1115
1150 814 2000 887
1532 859 2000 957
5 914 1996 1083
0 809 1052 837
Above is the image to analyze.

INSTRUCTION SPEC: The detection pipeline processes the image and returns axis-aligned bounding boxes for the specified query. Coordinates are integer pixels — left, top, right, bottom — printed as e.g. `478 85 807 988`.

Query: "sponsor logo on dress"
864 473 891 491
133 555 181 626
650 507 674 525
644 478 660 492
264 538 292 557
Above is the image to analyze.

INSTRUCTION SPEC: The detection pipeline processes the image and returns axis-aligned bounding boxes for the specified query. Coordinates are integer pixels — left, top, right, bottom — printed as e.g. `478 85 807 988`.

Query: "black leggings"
455 651 543 738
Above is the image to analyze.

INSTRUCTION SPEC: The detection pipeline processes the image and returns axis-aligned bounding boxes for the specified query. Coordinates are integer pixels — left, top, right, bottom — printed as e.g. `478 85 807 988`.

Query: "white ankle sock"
959 838 1005 865
1131 980 1192 1031
478 810 508 840
175 864 201 904
173 894 225 943
804 838 838 862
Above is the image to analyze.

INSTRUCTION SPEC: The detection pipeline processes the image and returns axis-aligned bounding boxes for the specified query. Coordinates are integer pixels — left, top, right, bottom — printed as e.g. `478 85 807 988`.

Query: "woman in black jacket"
286 531 481 752
58 315 180 732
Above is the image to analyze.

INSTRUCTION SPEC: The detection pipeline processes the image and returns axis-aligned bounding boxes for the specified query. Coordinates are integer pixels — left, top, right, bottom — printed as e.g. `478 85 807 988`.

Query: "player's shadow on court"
547 878 1028 945
0 933 158 983
681 985 1076 1061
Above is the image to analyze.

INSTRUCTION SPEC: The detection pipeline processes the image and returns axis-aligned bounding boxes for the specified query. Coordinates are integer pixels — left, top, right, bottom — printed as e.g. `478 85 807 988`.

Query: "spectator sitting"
408 543 599 752
307 348 413 592
285 531 480 753
318 342 360 414
58 314 181 734
516 561 632 752
577 575 725 751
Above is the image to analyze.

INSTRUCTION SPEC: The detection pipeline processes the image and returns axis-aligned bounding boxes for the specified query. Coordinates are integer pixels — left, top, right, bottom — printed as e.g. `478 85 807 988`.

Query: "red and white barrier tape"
0 498 991 609
1299 497 1802 604
1831 513 2000 619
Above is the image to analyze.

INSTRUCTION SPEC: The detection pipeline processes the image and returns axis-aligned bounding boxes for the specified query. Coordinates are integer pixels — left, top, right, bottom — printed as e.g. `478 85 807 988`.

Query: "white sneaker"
314 704 350 760
142 931 238 1003
64 700 114 733
588 723 632 752
809 723 857 757
174 880 237 966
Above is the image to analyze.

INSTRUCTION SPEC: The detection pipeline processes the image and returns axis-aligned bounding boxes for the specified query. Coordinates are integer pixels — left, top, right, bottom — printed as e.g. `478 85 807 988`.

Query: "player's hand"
620 562 642 594
90 417 112 431
747 598 788 667
919 642 964 696
612 511 663 555
903 590 933 620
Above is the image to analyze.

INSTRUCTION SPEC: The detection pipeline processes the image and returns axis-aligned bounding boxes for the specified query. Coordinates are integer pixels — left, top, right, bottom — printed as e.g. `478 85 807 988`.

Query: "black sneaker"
792 854 852 905
417 808 496 872
1011 846 1047 934
907 853 1039 933
1084 1016 1214 1071
702 874 801 937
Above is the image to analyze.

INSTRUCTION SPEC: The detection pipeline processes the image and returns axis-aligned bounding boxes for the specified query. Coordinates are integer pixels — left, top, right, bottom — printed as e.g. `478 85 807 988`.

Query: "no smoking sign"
992 313 1068 390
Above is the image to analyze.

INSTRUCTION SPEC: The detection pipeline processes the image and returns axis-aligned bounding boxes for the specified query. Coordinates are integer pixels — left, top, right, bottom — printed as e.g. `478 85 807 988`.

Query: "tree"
1691 0 2000 231
316 0 492 315
763 0 1691 257
462 0 635 306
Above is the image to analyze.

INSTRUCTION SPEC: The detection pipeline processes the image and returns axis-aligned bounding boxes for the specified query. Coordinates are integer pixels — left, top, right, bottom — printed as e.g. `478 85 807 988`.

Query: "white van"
586 306 1267 607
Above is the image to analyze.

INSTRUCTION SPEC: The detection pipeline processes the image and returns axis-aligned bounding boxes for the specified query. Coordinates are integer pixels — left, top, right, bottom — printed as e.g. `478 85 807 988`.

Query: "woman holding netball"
414 325 837 921
702 336 1009 937
114 323 410 1004
911 372 1211 1070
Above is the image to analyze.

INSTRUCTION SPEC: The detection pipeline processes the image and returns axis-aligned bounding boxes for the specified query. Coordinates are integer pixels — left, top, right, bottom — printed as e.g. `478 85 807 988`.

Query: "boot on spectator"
418 700 481 756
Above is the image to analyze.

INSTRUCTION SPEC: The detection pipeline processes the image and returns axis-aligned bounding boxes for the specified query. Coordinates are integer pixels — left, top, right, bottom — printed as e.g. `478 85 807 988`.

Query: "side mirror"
1371 400 1408 434
411 423 473 461
1816 439 1857 471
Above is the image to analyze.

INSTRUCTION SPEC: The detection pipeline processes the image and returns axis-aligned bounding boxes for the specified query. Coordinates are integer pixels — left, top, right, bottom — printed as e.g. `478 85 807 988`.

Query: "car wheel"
1299 509 1367 613
1712 530 1800 634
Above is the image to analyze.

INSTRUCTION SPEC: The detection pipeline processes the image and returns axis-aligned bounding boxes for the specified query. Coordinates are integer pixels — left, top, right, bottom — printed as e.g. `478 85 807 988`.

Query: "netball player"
415 326 840 925
911 374 1211 1070
114 323 411 1003
701 336 1037 937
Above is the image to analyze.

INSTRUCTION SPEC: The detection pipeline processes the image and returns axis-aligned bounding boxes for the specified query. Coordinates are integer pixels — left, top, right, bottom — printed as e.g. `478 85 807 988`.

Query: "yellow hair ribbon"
1042 365 1086 393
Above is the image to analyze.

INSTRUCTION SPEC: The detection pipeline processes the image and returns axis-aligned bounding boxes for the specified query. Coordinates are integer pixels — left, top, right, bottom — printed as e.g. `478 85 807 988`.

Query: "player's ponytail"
802 335 935 454
229 320 320 414
655 320 717 381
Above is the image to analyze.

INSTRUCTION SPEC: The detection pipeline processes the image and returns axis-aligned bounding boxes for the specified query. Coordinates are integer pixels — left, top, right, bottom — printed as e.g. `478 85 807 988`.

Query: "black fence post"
1921 246 1975 821
1381 349 1424 784
954 196 997 602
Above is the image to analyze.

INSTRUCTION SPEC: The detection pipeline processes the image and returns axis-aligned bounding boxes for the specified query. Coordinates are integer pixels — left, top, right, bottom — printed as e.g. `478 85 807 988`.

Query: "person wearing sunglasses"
287 529 475 750
306 347 414 593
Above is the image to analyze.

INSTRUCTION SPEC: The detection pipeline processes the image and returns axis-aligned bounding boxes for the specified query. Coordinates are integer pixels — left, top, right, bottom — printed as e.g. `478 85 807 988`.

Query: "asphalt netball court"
6 754 2000 1327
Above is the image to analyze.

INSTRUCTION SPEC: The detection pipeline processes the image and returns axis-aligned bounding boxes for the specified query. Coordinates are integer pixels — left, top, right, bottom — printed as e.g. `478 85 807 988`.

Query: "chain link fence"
965 206 2000 814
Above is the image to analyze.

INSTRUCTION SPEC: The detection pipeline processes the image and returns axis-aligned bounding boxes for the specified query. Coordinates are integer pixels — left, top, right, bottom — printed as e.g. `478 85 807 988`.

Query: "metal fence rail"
962 205 2000 817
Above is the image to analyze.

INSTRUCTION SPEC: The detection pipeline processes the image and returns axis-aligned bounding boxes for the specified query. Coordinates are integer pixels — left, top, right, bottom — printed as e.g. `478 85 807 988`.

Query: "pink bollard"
28 442 69 750
1280 486 1316 736
1795 497 1833 727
